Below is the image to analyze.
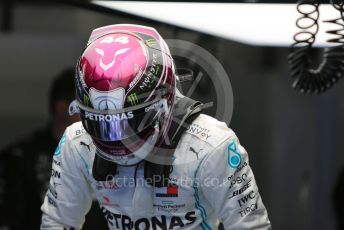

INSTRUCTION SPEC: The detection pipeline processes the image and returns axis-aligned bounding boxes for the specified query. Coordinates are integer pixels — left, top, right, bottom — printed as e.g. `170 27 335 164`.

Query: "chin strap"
144 96 203 187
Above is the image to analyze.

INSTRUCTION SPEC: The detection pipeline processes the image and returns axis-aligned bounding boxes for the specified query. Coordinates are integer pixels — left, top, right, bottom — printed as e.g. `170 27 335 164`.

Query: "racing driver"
40 24 271 230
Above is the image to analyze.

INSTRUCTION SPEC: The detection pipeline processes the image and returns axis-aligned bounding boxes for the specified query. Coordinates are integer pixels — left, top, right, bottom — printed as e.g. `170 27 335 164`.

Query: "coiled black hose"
288 0 344 94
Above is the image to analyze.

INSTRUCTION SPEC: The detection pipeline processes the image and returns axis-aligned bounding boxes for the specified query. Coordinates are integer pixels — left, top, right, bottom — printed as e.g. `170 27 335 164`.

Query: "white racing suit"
41 114 271 230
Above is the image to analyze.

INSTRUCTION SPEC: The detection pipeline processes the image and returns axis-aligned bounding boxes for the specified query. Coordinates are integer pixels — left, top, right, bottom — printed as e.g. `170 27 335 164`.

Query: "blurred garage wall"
0 3 115 147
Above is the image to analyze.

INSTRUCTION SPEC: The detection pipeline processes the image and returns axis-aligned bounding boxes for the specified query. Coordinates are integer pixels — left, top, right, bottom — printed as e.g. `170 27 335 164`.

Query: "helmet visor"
76 98 167 141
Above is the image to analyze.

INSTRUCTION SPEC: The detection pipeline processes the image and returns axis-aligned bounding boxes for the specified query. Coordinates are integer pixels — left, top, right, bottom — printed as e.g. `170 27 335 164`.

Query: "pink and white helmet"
75 24 176 165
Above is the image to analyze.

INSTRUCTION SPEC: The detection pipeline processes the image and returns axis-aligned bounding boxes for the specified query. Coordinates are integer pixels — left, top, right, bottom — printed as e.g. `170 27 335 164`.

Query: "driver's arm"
200 134 271 229
40 128 93 230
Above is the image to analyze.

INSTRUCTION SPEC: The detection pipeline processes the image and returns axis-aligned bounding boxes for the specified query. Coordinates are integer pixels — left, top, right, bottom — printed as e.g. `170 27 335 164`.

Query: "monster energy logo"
146 39 156 47
128 93 139 105
155 65 160 74
83 95 90 106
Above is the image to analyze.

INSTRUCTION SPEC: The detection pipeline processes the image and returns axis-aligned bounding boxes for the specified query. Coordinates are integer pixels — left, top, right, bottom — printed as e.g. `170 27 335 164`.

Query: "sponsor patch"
227 141 241 168
101 206 197 229
75 128 86 136
89 87 125 110
186 124 212 141
51 169 61 179
228 179 252 199
238 191 256 207
85 111 134 122
153 201 186 212
156 184 179 197
239 203 258 218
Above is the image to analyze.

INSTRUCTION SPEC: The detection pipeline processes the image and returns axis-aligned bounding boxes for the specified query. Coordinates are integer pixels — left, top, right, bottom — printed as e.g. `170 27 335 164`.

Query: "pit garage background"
0 1 344 229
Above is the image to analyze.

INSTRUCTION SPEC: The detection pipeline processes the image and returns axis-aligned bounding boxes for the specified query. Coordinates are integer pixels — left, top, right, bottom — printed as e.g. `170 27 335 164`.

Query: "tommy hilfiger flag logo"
155 184 179 197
